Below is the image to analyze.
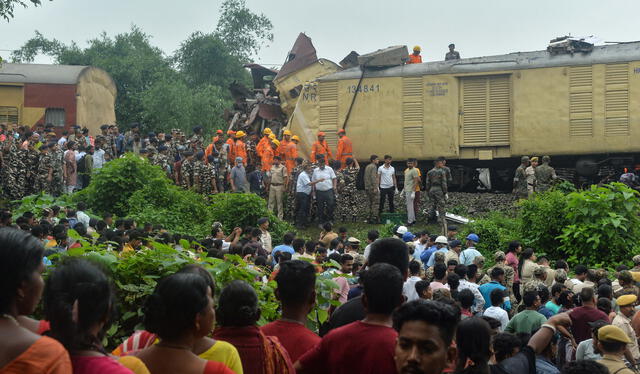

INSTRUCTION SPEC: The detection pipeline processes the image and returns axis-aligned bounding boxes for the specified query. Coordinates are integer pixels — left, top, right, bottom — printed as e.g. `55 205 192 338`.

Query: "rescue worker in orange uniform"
256 127 272 158
278 129 292 156
311 131 332 165
262 139 277 173
336 128 354 169
284 135 299 173
234 130 248 165
225 130 236 163
205 129 224 163
268 133 278 157
407 45 422 64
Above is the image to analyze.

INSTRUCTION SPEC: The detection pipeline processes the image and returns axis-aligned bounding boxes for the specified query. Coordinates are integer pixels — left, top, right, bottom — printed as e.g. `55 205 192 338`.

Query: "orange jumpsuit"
311 140 332 165
407 54 422 64
256 136 270 157
261 146 274 172
277 139 289 158
336 136 354 169
225 138 235 163
235 139 247 165
204 141 215 163
284 142 298 173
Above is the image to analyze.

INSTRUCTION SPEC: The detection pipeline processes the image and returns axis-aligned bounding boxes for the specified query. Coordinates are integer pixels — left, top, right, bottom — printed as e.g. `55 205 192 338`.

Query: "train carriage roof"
320 42 640 81
0 63 92 85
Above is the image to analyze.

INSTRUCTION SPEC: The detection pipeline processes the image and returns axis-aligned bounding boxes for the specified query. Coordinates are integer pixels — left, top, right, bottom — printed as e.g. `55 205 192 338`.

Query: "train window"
45 108 66 127
289 85 302 99
0 106 19 125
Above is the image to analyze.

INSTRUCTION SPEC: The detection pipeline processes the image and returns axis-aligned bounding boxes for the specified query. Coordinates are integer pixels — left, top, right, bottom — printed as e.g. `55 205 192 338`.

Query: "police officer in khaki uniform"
535 156 558 192
596 325 637 374
513 156 529 199
363 155 380 223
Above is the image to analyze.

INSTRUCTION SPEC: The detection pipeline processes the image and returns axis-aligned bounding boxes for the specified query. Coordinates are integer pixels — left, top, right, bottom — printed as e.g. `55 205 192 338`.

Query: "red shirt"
261 320 321 362
298 321 398 374
570 306 609 343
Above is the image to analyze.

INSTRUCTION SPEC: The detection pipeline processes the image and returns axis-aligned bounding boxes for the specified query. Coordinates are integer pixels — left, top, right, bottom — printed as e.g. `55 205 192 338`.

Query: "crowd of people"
0 122 456 234
2 200 640 374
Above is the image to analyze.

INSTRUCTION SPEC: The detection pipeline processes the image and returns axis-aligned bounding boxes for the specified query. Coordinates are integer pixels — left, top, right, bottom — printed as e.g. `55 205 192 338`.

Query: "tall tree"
215 0 273 61
0 0 48 21
175 31 250 88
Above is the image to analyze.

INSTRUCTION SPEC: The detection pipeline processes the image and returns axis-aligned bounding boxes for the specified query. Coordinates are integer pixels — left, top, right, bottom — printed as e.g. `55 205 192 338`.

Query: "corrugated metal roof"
0 63 90 84
320 42 640 81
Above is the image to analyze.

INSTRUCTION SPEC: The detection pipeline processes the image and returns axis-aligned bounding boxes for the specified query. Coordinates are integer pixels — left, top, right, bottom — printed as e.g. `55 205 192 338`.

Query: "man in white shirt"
483 288 510 331
403 260 423 302
93 143 106 169
377 154 397 216
412 231 429 261
311 154 337 224
257 217 272 253
456 264 485 313
57 131 68 146
295 163 314 229
459 233 482 266
76 202 90 229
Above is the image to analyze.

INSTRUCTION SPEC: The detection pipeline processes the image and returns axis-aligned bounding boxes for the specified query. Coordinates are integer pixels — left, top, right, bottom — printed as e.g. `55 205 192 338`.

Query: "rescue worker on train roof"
408 46 422 64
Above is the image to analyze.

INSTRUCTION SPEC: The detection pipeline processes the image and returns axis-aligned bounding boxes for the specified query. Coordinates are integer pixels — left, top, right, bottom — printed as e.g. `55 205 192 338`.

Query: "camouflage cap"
521 155 530 163
533 266 545 277
494 250 506 261
554 269 567 283
434 251 446 262
633 255 640 265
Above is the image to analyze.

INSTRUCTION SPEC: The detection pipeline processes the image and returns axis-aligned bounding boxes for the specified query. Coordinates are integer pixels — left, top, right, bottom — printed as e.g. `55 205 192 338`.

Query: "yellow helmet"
283 129 292 136
235 131 246 138
272 139 280 147
413 45 421 52
263 128 272 134
291 135 300 141
268 134 276 140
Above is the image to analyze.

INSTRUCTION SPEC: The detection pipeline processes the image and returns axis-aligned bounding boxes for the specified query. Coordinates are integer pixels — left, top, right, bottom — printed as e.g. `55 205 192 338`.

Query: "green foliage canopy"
215 0 274 61
0 0 47 21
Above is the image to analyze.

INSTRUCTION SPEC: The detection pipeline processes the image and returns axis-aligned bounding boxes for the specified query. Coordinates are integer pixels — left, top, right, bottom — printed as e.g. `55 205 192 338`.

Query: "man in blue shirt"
459 233 482 265
425 236 449 267
479 267 511 312
272 232 296 265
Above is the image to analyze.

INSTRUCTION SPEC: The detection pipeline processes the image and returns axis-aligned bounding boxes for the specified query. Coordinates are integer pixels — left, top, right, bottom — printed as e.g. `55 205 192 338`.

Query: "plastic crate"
380 212 405 225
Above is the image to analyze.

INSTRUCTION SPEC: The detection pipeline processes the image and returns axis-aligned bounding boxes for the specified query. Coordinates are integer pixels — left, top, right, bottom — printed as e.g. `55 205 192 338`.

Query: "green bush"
462 211 521 265
10 192 73 219
518 190 569 258
75 154 169 216
209 193 294 244
558 183 640 267
127 178 214 237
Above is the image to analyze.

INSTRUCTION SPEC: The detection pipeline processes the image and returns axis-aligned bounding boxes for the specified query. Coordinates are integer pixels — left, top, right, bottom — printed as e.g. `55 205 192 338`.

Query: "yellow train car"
287 42 640 189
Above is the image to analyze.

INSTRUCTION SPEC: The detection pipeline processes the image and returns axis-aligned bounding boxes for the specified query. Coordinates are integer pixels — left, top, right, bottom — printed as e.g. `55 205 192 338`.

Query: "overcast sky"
2 0 640 67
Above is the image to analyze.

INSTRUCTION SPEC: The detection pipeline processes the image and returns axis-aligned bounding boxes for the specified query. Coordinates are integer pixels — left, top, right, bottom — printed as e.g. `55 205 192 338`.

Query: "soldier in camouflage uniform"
7 136 27 200
336 157 360 222
488 251 516 313
152 145 173 180
192 151 206 193
425 251 446 283
50 142 65 196
211 138 227 193
203 155 218 196
513 156 530 199
522 266 548 293
534 155 557 193
180 151 196 189
426 157 448 235
190 127 204 151
35 144 54 194
24 141 40 196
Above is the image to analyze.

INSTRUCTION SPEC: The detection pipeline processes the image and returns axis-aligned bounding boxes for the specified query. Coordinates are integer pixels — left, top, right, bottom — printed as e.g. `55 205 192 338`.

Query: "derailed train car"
284 41 640 190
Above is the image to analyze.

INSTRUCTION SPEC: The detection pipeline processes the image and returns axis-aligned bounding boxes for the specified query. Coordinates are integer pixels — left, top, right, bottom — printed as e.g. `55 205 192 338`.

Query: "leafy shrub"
127 178 214 237
75 154 169 216
558 183 640 267
462 211 521 264
518 190 569 258
10 192 73 219
209 193 294 244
